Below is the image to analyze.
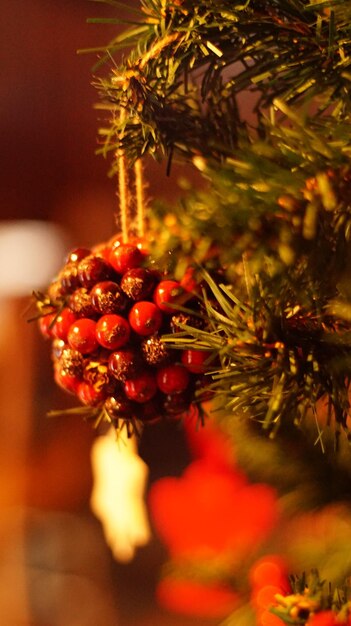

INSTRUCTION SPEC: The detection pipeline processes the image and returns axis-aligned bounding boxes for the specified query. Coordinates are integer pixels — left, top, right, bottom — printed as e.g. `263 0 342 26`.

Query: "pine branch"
162 270 351 442
90 0 351 165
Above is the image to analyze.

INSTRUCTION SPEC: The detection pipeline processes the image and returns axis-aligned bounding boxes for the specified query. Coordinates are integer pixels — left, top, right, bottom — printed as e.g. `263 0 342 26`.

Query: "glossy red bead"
66 247 91 264
77 382 105 406
129 301 163 336
93 245 112 264
108 349 141 382
104 395 135 420
180 266 201 294
78 254 112 289
109 243 144 274
163 391 190 416
60 262 80 294
52 308 77 341
181 349 210 373
96 314 130 350
67 318 99 354
69 287 96 318
156 363 190 394
153 280 184 313
54 367 80 394
124 372 158 403
91 281 128 315
38 312 56 339
120 267 155 301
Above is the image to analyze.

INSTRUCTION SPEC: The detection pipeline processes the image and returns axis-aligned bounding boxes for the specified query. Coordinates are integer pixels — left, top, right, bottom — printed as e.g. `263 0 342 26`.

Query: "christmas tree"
37 1 351 625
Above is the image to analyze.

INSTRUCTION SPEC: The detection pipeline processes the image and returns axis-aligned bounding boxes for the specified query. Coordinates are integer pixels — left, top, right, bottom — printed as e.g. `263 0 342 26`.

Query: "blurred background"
0 1 209 624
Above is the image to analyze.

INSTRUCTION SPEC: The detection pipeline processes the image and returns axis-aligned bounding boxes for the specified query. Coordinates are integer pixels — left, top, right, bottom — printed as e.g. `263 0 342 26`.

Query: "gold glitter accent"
59 348 84 377
142 336 168 365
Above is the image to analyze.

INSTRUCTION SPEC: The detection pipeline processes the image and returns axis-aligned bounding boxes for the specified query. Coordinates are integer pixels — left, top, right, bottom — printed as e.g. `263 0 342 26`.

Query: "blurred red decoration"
307 611 342 626
249 555 291 626
149 413 283 619
183 411 237 471
156 577 240 619
149 459 278 560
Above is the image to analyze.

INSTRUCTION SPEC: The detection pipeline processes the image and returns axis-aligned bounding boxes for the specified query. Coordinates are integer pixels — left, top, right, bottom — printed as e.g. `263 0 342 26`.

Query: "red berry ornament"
181 349 210 374
78 382 106 407
69 288 96 318
157 363 190 394
163 391 191 417
109 243 144 274
129 301 163 336
52 308 77 341
96 314 130 350
121 267 155 301
38 312 56 339
78 255 112 289
60 263 80 294
66 247 91 264
91 281 128 314
37 232 216 432
105 395 135 421
54 367 81 394
108 349 141 382
124 372 158 403
67 318 99 354
154 280 184 313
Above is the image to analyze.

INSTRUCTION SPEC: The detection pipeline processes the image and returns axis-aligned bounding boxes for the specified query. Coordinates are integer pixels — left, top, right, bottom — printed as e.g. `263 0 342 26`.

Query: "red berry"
78 254 112 289
141 335 169 365
157 363 190 394
59 347 84 378
130 236 149 255
163 391 190 417
109 243 144 274
52 308 77 341
129 301 163 336
120 268 155 300
104 395 135 421
69 287 96 318
153 280 184 313
108 235 123 249
170 312 204 333
54 367 80 394
38 312 56 339
96 314 130 350
77 382 105 406
180 266 201 293
124 372 158 403
181 349 210 373
108 349 141 382
67 318 99 354
66 247 91 264
60 262 80 294
91 281 128 315
93 244 111 264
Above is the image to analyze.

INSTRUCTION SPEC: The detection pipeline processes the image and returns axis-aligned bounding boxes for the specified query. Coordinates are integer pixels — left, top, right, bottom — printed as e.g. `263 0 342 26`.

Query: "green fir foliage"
88 0 351 445
83 2 351 623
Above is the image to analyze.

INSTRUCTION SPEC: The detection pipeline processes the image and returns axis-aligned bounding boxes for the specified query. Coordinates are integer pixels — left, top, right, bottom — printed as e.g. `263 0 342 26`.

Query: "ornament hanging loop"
115 109 147 241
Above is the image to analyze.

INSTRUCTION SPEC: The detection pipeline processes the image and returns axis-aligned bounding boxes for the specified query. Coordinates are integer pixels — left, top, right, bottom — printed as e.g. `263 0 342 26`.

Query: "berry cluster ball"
37 237 211 431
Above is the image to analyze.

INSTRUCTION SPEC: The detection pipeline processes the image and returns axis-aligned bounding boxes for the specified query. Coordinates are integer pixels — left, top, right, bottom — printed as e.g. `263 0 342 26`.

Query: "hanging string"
116 108 129 242
115 110 149 240
134 159 146 238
